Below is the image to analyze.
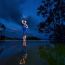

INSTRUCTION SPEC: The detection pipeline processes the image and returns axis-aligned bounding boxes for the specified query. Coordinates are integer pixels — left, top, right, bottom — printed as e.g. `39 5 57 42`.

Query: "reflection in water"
0 40 49 65
19 45 27 65
19 53 27 64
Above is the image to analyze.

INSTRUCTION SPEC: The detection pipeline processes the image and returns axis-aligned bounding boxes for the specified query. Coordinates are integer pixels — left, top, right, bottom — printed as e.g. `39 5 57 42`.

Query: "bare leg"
23 35 26 47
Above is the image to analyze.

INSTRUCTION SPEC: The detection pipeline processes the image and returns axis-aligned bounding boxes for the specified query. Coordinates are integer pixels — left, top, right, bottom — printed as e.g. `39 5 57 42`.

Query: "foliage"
37 0 65 42
49 24 65 43
39 44 65 65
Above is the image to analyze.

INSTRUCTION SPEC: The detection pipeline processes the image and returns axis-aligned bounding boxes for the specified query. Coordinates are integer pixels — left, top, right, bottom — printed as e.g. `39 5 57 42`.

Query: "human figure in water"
20 19 28 64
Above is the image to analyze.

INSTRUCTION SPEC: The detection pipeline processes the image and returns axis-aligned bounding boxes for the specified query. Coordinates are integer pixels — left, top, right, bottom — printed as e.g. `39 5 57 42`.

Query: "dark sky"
21 0 43 22
0 0 48 39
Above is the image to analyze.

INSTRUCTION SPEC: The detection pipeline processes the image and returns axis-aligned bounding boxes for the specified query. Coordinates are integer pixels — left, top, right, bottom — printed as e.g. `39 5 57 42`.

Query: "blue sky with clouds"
21 0 43 21
0 0 50 39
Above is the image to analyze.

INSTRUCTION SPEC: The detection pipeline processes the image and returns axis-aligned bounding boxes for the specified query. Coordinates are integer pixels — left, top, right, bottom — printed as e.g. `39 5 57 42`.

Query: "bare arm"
25 24 28 28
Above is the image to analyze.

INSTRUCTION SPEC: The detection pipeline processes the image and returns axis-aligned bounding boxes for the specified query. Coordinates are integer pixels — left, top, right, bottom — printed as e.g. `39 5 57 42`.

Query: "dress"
22 25 28 35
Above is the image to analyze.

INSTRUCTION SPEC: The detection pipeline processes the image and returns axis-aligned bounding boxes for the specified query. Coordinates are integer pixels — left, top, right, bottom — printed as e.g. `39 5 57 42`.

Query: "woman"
22 20 28 47
20 19 28 64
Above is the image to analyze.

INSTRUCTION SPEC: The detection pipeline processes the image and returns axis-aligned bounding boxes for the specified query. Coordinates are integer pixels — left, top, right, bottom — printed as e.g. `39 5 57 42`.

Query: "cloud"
0 0 25 21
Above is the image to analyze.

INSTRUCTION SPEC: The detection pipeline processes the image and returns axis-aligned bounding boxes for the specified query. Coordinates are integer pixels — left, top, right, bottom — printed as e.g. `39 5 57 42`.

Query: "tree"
37 0 65 43
0 23 6 40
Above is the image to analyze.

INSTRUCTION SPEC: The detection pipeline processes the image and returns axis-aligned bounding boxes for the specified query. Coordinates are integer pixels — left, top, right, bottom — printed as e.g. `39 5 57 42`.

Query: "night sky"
0 0 64 40
21 0 42 21
0 0 48 40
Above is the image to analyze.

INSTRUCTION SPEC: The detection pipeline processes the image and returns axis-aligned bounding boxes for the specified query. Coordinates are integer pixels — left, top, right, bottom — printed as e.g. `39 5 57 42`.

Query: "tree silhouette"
37 0 65 43
0 23 6 40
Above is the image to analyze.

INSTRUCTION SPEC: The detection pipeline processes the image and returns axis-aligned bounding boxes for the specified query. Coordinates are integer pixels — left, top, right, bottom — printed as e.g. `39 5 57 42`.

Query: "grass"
39 44 65 65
